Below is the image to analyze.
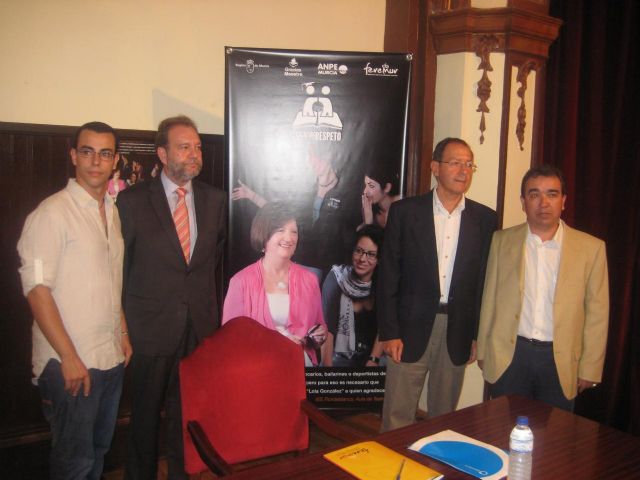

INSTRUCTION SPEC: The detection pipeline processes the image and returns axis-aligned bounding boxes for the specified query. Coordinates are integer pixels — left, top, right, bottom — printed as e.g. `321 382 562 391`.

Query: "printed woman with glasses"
321 225 385 367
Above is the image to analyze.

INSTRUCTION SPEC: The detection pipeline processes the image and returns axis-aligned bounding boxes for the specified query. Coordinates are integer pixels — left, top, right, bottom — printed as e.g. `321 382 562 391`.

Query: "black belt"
437 303 448 314
517 335 553 347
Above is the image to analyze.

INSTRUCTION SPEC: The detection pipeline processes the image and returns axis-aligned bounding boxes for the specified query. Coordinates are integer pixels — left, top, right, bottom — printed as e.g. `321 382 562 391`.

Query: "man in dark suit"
117 116 227 479
378 138 496 431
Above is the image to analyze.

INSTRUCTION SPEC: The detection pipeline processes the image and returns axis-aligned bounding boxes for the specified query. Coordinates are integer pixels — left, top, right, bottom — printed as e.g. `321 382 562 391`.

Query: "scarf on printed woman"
331 264 372 356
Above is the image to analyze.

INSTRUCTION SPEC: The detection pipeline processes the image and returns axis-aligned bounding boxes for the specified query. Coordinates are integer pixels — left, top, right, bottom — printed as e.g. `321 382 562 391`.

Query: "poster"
225 47 411 406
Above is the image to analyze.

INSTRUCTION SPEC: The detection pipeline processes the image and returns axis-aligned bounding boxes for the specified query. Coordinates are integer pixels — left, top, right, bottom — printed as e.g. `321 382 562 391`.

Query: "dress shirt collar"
433 188 466 216
161 170 193 197
67 178 114 209
526 219 564 249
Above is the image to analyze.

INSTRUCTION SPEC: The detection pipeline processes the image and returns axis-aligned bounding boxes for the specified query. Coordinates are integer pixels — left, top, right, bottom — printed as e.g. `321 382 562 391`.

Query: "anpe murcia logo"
317 63 348 75
363 62 398 77
318 63 338 75
285 57 303 77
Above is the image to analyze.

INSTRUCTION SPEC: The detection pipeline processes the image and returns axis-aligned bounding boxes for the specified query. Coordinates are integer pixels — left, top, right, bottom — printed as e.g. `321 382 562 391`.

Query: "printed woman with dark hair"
361 166 401 229
321 225 385 367
222 202 327 365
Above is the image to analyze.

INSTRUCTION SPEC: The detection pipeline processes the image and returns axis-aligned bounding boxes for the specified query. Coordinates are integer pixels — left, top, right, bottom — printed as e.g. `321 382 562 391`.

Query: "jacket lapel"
189 181 209 266
513 224 527 303
554 223 576 308
414 191 439 288
149 178 185 263
450 204 477 290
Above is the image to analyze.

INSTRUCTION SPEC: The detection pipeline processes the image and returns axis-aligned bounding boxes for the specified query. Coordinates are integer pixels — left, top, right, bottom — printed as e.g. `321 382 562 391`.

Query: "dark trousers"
38 359 125 480
489 336 573 411
125 322 198 480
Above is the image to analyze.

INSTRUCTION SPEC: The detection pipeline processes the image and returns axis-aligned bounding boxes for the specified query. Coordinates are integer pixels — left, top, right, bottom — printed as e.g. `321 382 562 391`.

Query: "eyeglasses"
76 147 116 161
353 247 378 260
440 160 477 172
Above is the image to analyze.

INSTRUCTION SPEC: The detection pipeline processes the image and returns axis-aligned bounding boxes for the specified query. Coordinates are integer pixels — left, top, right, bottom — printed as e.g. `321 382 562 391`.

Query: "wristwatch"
368 355 380 364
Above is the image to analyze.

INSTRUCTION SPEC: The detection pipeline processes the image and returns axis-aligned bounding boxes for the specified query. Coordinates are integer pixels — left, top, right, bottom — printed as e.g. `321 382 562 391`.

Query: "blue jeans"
38 358 125 480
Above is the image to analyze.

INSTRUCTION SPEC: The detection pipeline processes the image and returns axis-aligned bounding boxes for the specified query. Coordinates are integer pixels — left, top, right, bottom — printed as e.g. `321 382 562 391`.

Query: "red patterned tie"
173 187 190 262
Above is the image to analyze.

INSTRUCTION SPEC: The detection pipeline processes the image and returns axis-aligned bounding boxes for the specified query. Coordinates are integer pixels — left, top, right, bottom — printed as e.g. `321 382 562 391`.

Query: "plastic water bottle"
508 415 533 480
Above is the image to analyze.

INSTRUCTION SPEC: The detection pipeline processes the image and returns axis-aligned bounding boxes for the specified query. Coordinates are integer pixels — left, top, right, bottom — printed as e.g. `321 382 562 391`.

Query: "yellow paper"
324 441 443 480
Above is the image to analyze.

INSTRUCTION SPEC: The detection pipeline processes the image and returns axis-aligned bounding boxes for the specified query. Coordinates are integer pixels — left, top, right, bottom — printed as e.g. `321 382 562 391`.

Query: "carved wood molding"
474 35 500 144
515 59 541 150
432 0 471 13
430 7 562 59
433 0 550 16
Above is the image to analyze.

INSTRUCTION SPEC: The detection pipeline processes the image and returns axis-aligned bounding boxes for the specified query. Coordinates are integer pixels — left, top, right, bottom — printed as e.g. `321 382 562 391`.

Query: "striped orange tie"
173 187 190 262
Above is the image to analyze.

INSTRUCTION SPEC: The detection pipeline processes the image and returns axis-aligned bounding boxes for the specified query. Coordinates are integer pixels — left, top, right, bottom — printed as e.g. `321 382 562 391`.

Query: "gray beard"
167 162 201 184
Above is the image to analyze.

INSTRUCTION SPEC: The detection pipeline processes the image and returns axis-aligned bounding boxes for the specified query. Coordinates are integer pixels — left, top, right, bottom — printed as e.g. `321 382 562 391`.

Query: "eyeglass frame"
438 159 478 172
353 246 378 261
75 147 117 161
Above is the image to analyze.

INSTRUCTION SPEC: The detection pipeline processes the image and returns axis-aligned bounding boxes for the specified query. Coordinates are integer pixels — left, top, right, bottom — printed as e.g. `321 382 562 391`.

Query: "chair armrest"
301 399 367 443
187 420 234 476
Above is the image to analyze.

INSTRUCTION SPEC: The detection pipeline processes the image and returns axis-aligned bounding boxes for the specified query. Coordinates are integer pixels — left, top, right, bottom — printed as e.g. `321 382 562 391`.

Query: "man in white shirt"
378 138 496 431
17 121 132 479
477 165 609 410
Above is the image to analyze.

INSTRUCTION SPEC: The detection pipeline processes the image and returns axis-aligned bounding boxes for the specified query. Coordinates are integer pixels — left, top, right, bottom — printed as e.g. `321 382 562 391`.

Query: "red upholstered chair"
180 316 363 476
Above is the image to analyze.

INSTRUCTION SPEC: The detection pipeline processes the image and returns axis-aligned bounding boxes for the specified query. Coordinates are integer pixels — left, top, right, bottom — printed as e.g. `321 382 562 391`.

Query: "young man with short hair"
18 121 132 479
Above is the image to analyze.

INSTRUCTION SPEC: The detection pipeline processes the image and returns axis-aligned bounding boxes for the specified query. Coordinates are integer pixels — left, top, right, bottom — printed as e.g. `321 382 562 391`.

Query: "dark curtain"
544 0 640 434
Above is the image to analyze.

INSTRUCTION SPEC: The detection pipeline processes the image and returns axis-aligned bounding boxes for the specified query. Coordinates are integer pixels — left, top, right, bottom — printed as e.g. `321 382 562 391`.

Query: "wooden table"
225 395 640 479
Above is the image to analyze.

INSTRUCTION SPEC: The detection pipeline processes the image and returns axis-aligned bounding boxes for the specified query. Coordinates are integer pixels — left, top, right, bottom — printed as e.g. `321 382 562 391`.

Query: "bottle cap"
516 415 529 426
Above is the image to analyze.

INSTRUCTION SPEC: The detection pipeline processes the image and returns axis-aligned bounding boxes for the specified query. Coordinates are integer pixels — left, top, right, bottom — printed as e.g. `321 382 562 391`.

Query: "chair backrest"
180 316 309 474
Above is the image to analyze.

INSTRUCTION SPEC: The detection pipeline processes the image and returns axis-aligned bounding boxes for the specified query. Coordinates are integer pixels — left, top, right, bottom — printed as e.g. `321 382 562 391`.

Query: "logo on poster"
326 197 341 210
363 62 398 77
292 82 342 142
318 63 347 76
234 58 270 74
285 57 303 77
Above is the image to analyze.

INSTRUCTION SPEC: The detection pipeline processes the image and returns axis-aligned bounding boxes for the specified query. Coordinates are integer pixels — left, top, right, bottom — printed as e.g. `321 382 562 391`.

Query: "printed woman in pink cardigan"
222 203 327 365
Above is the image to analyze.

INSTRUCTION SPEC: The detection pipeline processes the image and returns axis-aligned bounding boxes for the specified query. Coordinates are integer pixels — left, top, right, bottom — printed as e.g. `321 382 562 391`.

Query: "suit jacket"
476 222 609 399
117 177 227 355
378 190 497 364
